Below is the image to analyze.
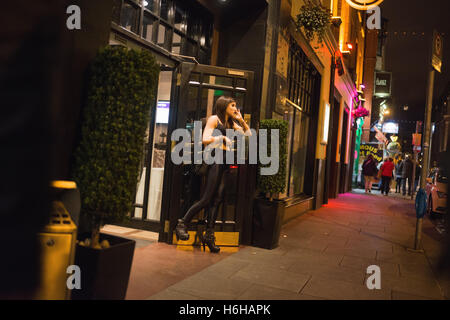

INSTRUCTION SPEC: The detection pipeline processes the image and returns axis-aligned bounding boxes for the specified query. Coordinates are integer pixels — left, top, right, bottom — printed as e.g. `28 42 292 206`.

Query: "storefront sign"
412 133 422 146
382 122 398 134
431 30 443 73
156 101 170 124
374 72 392 97
345 0 384 10
360 143 383 162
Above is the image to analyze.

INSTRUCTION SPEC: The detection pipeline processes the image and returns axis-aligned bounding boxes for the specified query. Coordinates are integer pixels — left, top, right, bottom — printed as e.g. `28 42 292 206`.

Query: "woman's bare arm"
233 111 252 136
202 115 219 145
202 115 231 147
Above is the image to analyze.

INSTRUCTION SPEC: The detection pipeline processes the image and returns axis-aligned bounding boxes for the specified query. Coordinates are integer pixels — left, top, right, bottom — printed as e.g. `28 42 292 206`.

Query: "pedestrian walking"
362 154 378 193
414 161 421 193
399 154 413 196
380 157 395 196
395 155 403 193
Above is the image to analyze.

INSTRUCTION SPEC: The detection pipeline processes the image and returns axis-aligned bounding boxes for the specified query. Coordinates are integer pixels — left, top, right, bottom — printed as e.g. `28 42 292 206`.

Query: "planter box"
252 197 285 249
71 233 135 300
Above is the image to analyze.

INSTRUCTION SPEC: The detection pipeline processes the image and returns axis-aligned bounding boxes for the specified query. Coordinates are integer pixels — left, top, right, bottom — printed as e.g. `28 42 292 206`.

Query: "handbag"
193 163 208 176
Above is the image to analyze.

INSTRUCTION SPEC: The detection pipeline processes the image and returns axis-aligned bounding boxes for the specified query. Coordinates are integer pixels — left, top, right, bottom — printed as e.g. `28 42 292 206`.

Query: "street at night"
0 0 449 309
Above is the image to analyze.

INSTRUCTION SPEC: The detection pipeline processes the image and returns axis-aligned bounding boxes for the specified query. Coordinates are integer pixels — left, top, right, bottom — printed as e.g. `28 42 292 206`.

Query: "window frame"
285 38 319 197
115 0 213 63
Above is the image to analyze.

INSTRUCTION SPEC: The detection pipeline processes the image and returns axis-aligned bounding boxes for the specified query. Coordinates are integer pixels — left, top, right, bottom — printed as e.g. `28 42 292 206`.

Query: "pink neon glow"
360 84 365 89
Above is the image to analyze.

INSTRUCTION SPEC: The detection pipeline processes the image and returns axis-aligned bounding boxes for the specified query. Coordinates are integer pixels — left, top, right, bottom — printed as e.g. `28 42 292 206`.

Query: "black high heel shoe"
175 219 189 241
201 229 220 253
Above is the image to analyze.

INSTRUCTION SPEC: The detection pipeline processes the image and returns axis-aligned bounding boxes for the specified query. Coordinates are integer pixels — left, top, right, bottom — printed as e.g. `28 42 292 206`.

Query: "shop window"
187 14 200 41
171 31 182 54
143 0 157 13
174 2 187 33
283 39 319 197
134 71 173 221
185 39 198 57
112 0 122 24
203 75 233 87
198 48 210 64
143 14 156 42
160 0 171 22
120 0 140 33
157 23 167 47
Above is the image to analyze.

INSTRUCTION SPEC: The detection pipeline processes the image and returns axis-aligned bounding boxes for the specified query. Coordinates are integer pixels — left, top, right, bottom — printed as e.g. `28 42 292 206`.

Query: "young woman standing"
175 96 251 253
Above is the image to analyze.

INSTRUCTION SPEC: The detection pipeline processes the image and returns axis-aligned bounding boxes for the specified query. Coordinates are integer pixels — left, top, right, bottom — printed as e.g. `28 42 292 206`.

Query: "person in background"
414 161 421 193
362 154 378 193
430 160 439 175
395 155 403 193
400 154 413 196
380 157 395 196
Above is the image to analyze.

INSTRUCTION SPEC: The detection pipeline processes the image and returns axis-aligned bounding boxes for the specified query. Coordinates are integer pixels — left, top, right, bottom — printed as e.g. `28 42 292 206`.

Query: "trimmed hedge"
257 119 288 199
72 46 160 233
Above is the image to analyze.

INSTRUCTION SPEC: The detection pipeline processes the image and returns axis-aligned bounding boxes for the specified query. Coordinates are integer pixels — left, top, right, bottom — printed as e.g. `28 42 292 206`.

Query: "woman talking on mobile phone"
175 96 251 253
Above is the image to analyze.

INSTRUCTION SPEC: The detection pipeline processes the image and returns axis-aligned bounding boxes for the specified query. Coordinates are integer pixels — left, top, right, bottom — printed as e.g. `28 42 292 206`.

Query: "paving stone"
301 276 391 300
147 288 202 300
288 261 366 285
284 248 344 267
324 246 377 260
230 264 311 293
376 250 430 266
363 273 444 299
237 284 326 300
391 290 433 300
198 257 250 279
166 273 254 300
345 238 394 253
340 255 399 276
398 263 436 280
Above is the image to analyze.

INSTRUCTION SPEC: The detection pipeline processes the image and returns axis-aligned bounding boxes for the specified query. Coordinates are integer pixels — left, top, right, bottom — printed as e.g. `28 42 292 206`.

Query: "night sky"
380 0 450 121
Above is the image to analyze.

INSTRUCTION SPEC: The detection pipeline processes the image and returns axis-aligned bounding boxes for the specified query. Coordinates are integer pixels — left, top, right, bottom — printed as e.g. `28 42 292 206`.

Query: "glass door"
159 62 254 245
133 69 173 224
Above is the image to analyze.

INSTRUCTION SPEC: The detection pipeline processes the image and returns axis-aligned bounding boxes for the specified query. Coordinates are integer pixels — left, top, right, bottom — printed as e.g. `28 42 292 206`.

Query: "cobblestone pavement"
130 190 450 300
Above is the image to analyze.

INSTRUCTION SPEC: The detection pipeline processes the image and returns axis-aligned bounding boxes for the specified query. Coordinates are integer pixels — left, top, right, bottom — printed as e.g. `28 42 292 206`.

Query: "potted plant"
252 119 288 249
71 46 160 299
295 0 332 44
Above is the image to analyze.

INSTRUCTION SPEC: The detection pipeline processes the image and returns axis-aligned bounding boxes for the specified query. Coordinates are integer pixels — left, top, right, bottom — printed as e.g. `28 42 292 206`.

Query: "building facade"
65 0 368 246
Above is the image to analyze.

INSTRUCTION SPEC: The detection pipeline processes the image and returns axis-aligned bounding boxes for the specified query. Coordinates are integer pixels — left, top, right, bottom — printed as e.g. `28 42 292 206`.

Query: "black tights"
182 164 228 229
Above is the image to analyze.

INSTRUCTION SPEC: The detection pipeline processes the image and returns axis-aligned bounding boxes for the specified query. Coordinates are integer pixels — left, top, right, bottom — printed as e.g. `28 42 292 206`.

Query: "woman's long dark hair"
214 96 236 129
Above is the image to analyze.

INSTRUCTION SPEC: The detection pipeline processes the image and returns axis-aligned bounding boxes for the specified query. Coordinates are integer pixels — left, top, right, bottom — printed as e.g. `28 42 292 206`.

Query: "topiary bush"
257 119 288 201
72 46 160 247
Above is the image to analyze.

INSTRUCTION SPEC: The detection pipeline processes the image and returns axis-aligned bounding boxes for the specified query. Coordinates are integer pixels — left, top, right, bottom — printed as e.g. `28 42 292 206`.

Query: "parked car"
426 168 448 215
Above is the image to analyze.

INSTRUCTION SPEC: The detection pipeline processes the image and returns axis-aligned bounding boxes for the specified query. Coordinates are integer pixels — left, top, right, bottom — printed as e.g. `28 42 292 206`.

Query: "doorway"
159 62 254 245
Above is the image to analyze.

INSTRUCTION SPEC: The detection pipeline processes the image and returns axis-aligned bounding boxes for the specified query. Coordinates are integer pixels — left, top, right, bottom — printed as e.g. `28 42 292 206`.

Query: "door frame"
158 62 255 244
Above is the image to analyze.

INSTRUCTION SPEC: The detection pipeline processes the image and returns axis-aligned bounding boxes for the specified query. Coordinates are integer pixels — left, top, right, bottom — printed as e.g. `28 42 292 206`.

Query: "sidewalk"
125 190 450 300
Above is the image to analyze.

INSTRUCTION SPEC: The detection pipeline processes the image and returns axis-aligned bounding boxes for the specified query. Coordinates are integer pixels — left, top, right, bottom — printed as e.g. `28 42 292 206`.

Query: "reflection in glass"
143 14 155 42
143 0 156 13
160 0 170 21
112 0 121 24
185 40 197 57
174 3 187 32
157 23 166 46
134 71 172 222
172 31 182 54
289 112 309 195
120 2 139 33
187 14 200 41
203 75 233 87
